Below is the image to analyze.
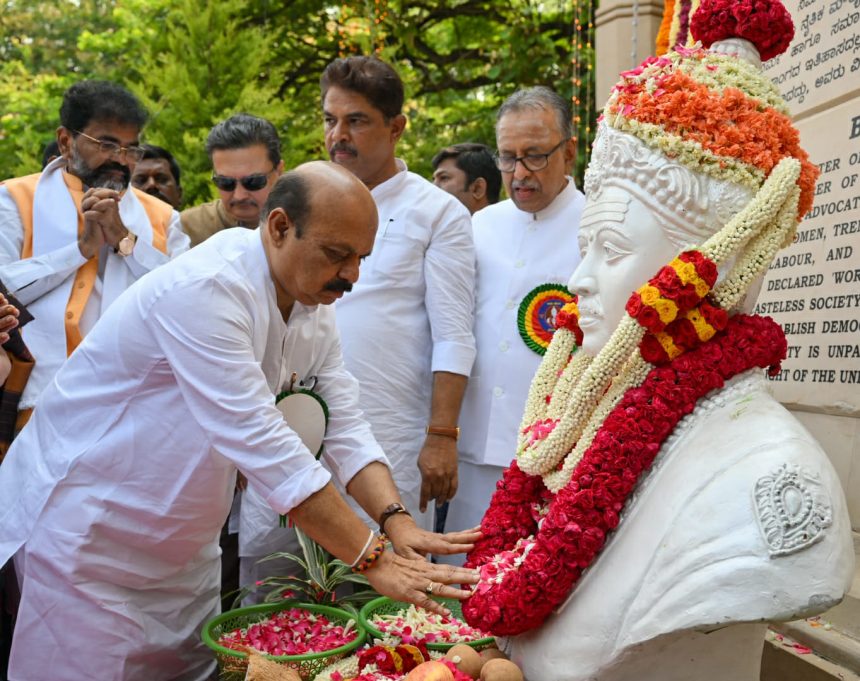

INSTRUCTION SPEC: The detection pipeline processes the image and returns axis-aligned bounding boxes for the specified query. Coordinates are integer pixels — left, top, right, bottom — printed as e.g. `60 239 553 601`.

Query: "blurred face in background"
132 158 182 208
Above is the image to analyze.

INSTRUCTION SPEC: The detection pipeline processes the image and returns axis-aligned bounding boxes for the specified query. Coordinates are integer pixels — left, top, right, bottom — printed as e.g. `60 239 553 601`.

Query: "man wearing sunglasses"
440 87 586 548
0 79 189 430
180 113 284 247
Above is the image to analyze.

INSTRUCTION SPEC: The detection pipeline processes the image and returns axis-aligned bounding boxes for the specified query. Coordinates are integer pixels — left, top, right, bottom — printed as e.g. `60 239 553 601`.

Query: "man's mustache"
512 179 538 191
323 278 353 293
143 187 170 203
329 143 357 159
92 162 131 189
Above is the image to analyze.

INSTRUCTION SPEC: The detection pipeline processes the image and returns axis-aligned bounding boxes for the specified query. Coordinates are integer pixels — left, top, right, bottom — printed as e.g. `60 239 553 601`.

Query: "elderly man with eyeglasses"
180 113 285 247
0 79 189 431
439 86 586 548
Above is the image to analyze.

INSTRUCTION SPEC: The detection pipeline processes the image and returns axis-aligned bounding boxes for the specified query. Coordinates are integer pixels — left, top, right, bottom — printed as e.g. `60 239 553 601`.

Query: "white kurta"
0 227 386 681
444 180 584 534
334 160 476 527
0 162 190 408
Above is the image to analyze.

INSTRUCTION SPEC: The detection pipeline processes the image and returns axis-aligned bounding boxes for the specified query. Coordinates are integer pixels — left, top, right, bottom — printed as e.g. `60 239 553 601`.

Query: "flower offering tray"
202 602 366 680
358 597 495 652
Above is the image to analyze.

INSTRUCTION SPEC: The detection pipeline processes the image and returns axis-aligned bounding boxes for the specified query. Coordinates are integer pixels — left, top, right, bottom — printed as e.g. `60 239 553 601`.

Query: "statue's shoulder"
618 371 854 644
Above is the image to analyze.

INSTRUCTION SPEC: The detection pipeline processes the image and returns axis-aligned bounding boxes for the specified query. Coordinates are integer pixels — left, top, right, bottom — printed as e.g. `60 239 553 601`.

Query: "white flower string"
516 159 804 481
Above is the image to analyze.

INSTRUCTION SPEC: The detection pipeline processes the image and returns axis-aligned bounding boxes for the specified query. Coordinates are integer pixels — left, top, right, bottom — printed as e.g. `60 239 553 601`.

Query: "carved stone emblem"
754 463 832 557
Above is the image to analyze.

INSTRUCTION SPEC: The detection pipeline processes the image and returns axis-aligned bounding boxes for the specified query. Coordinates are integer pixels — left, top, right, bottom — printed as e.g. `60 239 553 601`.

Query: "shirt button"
499 341 510 352
493 386 504 398
515 259 525 268
506 299 516 310
66 311 74 319
528 224 537 233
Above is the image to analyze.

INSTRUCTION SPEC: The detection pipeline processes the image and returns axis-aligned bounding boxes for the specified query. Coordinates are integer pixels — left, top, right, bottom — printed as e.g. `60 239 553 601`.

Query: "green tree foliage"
0 0 597 205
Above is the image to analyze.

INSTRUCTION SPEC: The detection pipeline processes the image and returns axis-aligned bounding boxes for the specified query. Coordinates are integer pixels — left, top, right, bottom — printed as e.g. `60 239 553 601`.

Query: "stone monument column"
594 0 665 105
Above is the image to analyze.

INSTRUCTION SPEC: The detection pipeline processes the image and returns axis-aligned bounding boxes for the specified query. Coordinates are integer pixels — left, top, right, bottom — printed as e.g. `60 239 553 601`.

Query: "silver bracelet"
349 528 376 568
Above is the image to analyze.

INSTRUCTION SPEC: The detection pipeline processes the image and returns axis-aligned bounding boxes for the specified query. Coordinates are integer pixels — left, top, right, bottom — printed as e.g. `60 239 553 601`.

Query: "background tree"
0 0 597 205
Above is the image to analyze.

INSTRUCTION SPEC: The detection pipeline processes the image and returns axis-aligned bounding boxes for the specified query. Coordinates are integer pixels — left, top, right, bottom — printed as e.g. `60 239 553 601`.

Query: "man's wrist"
426 425 460 441
378 502 412 535
78 238 96 260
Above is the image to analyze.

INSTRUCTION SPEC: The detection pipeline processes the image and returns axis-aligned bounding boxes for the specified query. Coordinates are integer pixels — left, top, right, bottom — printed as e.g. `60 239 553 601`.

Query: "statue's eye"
603 241 629 262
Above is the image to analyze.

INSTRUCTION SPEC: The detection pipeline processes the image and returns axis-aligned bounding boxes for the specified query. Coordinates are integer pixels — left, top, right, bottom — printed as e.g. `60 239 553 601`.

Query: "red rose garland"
462 314 787 636
690 0 794 62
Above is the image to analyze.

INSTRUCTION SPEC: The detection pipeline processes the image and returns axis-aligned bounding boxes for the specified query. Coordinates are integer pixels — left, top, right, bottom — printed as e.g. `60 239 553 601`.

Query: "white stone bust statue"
504 125 855 681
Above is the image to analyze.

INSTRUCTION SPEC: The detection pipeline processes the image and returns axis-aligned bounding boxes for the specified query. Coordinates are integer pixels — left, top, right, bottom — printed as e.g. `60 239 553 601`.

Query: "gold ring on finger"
425 582 435 595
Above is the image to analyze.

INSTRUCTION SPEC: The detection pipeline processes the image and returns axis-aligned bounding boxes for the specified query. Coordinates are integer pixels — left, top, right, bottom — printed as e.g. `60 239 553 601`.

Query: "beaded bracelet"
351 534 387 574
349 529 376 569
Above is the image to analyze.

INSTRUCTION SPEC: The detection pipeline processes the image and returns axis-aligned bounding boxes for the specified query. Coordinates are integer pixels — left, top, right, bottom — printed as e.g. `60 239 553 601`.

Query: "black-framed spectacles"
72 130 145 163
212 172 271 192
494 139 568 173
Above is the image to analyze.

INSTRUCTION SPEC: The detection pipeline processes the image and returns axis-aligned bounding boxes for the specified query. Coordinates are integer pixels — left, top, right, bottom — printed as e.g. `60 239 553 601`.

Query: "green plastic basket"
358 596 495 652
202 602 366 680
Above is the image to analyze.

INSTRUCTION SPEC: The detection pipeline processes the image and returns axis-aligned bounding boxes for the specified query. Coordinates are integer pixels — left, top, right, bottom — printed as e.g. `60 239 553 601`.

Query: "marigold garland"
656 0 676 55
606 57 817 217
462 314 787 636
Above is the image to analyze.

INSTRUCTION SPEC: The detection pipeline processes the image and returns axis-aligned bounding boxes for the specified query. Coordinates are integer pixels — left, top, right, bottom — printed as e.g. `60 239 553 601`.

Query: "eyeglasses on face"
494 139 568 173
211 172 271 192
72 130 145 163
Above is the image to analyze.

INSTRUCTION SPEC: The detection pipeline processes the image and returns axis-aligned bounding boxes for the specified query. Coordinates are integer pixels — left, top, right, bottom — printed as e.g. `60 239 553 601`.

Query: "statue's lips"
577 314 602 328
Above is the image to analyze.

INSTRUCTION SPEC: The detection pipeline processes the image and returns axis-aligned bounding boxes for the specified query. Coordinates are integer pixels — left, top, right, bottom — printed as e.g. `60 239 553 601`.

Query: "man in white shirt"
0 162 478 681
321 57 477 529
442 87 586 541
0 80 189 427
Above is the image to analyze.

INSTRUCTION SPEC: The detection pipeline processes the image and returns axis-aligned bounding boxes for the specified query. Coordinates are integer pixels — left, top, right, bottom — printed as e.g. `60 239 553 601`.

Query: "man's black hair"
431 142 502 204
59 80 148 133
41 140 60 169
205 113 282 167
263 172 310 235
320 56 404 121
139 144 182 187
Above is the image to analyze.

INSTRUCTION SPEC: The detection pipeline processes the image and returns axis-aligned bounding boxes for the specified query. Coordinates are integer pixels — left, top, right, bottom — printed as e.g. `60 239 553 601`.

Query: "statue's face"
568 185 678 356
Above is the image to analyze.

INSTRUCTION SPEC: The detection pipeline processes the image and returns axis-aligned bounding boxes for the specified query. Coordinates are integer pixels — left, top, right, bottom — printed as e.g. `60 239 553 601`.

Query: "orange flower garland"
607 57 818 217
656 0 676 55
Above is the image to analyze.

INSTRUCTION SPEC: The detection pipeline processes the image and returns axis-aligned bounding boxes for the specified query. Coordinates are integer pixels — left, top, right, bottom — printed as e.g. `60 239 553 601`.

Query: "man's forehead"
134 158 170 173
323 87 380 115
82 119 141 142
433 158 462 176
212 145 270 172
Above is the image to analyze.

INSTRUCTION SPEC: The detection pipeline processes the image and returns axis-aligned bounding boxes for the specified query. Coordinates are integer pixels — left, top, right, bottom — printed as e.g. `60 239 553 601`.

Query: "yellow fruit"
479 658 524 681
444 644 483 679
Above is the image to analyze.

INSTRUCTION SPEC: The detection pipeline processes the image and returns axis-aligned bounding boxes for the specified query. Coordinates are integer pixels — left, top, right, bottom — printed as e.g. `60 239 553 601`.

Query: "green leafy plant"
231 527 380 617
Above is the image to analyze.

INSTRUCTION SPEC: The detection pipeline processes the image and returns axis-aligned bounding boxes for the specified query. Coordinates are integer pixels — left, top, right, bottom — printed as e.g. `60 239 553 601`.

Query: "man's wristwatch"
116 231 137 257
426 425 460 441
378 502 411 535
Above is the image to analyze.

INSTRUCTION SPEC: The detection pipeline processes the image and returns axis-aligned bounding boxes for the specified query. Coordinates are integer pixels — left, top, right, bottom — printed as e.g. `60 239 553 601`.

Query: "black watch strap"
378 502 411 534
